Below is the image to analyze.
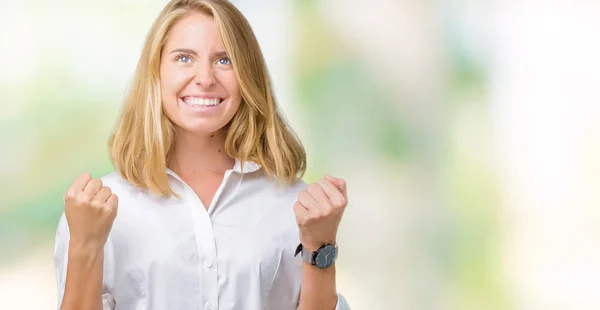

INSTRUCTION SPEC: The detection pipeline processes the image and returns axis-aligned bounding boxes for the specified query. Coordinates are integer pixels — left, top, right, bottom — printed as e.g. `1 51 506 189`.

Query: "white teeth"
183 97 222 107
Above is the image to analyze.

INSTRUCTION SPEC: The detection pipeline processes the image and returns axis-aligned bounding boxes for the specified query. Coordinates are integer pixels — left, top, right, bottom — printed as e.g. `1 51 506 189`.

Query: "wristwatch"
294 243 338 269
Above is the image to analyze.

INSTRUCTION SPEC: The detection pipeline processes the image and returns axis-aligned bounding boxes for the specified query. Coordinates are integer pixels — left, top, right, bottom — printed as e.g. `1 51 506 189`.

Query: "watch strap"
294 243 314 264
294 243 338 266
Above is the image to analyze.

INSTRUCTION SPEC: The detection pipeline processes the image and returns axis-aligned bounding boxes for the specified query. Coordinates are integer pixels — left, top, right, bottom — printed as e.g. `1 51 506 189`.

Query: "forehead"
165 11 224 49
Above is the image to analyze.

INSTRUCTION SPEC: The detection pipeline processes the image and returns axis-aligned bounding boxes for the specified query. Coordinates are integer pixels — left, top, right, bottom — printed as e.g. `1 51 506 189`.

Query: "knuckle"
102 204 114 214
63 194 73 203
91 200 104 209
325 203 336 214
78 194 93 205
65 189 76 198
63 197 74 208
339 196 347 207
332 195 346 208
315 210 324 219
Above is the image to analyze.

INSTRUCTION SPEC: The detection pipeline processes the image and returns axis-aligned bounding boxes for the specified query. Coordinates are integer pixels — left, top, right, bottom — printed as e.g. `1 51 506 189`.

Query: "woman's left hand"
293 175 348 251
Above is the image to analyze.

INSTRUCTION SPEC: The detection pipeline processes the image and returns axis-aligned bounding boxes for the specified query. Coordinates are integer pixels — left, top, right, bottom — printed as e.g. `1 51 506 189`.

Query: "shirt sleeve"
335 293 351 310
54 213 115 310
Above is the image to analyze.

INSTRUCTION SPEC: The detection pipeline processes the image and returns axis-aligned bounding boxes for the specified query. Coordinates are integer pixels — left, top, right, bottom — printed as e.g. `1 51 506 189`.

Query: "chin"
178 114 237 137
181 124 228 136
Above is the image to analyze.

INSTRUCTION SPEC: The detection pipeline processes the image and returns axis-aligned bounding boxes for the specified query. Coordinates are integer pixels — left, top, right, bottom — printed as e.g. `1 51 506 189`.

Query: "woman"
54 0 351 309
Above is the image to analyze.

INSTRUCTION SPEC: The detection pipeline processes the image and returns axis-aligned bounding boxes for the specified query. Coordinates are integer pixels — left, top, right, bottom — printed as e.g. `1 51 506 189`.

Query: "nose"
194 62 216 88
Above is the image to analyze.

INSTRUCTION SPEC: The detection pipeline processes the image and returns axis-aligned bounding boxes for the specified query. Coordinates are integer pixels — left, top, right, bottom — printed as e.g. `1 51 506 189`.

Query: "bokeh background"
1 0 600 309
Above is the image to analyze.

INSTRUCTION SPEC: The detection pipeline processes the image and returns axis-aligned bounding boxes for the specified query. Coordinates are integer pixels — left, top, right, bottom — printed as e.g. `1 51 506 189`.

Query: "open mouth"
181 96 225 107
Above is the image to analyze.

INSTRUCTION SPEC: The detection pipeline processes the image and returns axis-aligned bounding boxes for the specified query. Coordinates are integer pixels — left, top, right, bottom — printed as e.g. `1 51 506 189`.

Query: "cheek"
219 73 241 100
160 65 188 102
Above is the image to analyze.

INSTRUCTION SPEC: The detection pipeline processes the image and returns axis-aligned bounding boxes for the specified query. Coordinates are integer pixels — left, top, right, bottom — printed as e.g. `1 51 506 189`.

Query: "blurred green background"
1 0 600 309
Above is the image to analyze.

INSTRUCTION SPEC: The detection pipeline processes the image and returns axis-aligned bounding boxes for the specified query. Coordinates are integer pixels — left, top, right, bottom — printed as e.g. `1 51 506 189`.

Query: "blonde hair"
109 0 306 197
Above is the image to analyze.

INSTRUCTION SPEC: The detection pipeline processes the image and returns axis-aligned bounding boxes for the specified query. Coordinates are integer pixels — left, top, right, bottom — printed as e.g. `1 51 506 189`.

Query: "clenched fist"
293 175 348 251
63 172 118 252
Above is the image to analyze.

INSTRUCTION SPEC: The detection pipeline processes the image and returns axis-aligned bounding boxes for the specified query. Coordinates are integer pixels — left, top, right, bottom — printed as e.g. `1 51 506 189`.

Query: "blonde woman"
54 0 350 309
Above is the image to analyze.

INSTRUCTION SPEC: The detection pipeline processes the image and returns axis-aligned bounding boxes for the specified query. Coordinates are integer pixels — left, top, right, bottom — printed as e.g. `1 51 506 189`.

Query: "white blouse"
54 159 350 310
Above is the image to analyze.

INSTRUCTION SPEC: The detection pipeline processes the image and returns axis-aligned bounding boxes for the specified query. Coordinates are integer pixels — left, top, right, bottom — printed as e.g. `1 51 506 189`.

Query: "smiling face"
159 11 241 137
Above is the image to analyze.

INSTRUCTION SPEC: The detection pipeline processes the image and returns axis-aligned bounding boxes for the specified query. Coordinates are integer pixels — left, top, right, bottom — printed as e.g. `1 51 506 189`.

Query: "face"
159 12 241 137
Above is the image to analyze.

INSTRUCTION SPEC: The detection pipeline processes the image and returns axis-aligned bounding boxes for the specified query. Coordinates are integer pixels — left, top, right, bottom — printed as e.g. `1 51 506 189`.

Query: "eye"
175 53 192 63
217 56 232 65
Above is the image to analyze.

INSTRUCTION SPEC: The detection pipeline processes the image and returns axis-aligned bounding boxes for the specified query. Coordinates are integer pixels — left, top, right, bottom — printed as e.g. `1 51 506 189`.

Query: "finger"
94 186 112 203
68 172 92 195
306 183 331 210
293 201 309 224
83 178 103 196
298 190 318 210
106 194 119 210
317 178 342 199
293 201 308 214
298 191 323 219
317 178 346 208
325 175 346 194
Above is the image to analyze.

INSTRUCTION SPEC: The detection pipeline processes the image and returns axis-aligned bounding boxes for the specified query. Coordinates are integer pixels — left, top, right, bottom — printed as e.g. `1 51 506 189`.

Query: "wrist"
300 237 337 252
296 242 338 269
68 239 105 257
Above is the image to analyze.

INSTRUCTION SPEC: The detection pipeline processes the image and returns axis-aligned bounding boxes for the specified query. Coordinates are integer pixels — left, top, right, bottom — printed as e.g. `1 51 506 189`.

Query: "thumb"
325 175 346 193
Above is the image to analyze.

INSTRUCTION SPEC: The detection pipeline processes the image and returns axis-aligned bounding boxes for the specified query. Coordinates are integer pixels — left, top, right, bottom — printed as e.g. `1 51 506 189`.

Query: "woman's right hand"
63 172 118 253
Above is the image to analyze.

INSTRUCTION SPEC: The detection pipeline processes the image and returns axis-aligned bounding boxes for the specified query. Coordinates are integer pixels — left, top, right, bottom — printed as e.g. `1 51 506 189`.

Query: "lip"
181 94 225 102
179 97 225 111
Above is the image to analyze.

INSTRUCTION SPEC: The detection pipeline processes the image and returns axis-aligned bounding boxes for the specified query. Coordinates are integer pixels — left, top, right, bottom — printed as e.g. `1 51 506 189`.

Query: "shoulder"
100 172 136 194
272 177 307 197
97 172 160 230
239 173 307 223
234 174 306 241
99 172 151 203
243 172 307 202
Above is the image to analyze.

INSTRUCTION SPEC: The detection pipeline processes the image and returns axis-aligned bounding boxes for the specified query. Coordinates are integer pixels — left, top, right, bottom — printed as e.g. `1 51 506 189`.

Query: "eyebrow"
169 48 228 58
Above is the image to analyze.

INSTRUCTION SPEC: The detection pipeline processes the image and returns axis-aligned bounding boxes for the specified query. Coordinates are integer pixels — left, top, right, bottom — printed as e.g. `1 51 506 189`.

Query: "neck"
167 129 234 178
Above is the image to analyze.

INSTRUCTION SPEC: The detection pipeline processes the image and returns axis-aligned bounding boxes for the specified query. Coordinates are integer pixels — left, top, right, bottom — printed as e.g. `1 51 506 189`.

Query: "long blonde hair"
109 0 306 197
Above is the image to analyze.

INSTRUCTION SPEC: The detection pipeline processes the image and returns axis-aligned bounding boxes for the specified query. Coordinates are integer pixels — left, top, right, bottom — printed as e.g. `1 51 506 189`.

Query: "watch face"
315 245 337 269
